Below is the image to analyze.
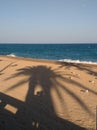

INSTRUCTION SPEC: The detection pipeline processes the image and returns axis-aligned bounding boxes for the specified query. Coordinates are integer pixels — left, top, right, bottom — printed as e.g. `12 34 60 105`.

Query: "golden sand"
0 56 97 130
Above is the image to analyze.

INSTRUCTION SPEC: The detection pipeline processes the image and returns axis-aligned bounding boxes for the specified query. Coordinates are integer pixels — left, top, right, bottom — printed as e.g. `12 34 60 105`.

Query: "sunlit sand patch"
34 84 44 96
32 121 39 128
4 104 18 114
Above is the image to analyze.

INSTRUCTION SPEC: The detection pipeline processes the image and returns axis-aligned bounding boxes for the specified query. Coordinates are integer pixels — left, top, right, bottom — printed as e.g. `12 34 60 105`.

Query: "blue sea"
0 43 97 64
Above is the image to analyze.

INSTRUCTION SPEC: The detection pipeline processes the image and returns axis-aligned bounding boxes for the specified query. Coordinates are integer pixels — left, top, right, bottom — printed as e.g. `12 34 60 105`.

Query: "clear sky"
0 0 97 43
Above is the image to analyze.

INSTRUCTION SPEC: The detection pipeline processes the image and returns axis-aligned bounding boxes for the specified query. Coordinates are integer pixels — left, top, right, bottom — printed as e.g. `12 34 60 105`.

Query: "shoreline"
1 55 97 65
0 55 97 129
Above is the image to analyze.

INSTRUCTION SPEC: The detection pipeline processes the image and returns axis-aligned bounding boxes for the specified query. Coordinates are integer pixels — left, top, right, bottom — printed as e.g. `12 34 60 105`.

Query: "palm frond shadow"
1 65 93 129
59 62 97 76
0 62 14 75
0 62 14 73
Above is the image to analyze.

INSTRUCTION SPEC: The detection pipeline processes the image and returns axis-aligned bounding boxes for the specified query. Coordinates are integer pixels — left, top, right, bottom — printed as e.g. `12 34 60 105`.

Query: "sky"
0 0 97 43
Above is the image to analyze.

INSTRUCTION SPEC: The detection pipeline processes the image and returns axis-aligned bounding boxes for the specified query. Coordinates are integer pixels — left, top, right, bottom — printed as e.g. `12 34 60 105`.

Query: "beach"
0 55 97 130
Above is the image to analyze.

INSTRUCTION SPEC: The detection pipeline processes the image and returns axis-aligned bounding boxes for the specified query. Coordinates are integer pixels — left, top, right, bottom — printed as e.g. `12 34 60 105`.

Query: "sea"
0 43 97 64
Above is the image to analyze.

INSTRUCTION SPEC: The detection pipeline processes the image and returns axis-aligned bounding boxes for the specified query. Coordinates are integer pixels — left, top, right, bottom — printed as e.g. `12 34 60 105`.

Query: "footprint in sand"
80 89 89 93
0 72 4 75
89 80 95 84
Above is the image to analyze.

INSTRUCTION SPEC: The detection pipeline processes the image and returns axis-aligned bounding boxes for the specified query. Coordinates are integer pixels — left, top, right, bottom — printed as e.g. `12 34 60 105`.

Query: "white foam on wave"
59 59 97 65
7 53 16 57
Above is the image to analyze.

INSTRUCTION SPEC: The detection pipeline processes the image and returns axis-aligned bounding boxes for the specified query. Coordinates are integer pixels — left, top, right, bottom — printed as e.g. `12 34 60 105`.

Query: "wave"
7 53 16 57
59 59 97 65
5 54 97 65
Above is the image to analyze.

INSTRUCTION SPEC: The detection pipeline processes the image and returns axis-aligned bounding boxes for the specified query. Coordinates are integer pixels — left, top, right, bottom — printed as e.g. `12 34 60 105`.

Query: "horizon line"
0 42 97 44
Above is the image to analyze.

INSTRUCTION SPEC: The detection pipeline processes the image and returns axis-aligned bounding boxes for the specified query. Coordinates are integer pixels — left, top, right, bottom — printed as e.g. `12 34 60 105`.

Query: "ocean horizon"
0 43 97 64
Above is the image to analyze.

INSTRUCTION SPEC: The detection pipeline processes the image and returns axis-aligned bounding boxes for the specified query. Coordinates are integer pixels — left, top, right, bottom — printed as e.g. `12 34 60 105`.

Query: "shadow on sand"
0 65 94 130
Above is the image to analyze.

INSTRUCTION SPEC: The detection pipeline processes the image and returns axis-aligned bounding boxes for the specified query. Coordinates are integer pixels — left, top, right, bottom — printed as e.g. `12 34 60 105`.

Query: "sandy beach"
0 55 97 130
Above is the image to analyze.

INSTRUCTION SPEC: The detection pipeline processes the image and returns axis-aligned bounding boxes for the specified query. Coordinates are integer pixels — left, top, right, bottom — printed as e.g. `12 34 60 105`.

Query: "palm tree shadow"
1 65 87 130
